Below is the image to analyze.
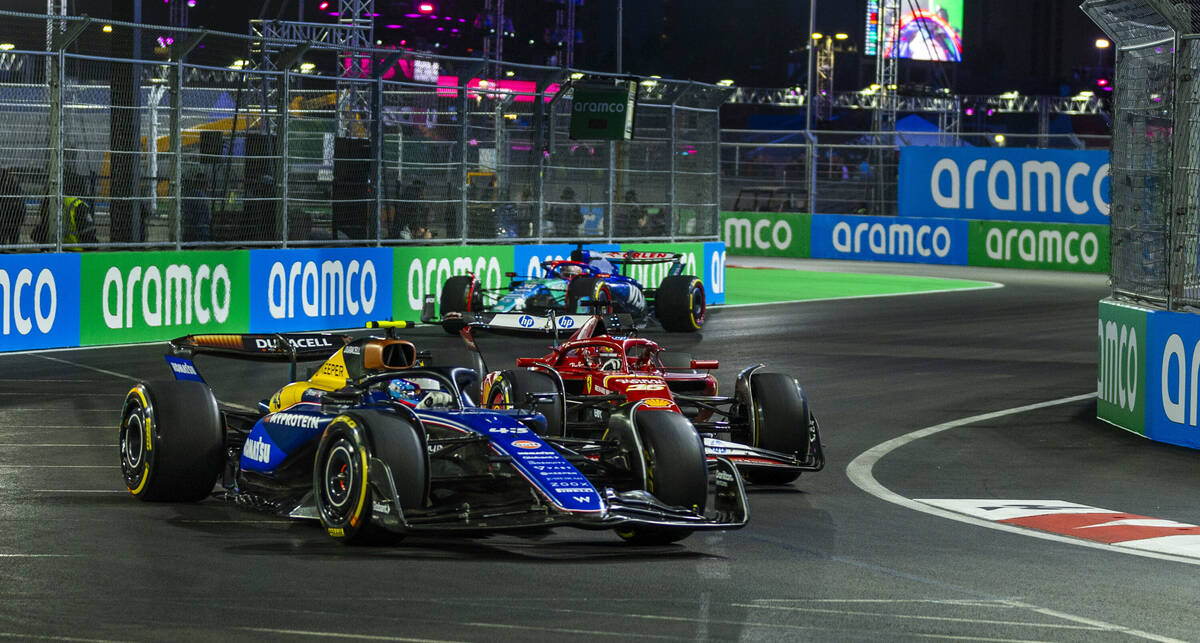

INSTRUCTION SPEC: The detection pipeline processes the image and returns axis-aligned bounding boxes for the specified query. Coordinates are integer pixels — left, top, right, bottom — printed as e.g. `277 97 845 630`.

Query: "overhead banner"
569 82 637 140
811 214 968 265
899 147 1111 225
0 253 80 351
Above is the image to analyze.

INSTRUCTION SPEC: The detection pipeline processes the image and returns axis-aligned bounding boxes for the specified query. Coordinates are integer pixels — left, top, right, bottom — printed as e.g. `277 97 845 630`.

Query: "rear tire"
120 380 223 502
615 410 706 545
484 369 563 436
742 372 809 485
656 275 705 332
439 275 480 334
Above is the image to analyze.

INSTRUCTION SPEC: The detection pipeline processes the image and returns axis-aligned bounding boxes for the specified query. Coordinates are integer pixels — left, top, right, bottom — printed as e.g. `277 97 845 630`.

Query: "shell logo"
641 398 673 408
511 440 541 450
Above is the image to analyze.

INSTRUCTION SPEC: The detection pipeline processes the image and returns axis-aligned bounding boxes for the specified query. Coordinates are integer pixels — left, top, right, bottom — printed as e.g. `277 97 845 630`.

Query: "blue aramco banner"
249 248 393 332
899 146 1111 225
811 214 968 265
0 253 81 351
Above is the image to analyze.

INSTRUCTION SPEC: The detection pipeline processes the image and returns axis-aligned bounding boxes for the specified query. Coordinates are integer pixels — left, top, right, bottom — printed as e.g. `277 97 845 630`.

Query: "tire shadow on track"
218 537 718 563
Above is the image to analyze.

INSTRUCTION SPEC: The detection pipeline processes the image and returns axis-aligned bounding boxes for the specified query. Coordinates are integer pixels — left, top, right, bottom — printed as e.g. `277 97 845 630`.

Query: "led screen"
865 0 963 62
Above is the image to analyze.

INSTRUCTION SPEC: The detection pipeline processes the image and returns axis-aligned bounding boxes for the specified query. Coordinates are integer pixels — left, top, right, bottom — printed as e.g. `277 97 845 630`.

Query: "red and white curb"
918 499 1200 559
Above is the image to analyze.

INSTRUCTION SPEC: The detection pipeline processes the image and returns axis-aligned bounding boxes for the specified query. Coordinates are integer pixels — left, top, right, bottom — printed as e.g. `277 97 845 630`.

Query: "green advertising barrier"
80 250 251 345
720 211 811 258
393 245 516 320
968 220 1109 272
1097 298 1148 436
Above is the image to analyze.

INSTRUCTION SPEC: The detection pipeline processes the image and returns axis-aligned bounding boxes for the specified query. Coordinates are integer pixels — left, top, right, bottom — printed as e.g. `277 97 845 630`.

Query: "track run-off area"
4 257 1199 642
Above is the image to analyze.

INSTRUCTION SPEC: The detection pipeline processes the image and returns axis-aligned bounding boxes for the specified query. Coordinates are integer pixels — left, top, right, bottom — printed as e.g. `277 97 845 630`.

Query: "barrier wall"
0 242 725 353
1097 298 1200 451
721 211 1109 273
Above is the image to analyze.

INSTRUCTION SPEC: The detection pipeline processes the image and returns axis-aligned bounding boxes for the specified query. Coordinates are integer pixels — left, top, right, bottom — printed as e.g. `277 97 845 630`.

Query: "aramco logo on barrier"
984 227 1101 266
1157 333 1200 426
102 264 232 329
267 259 376 320
724 217 792 251
406 254 503 312
929 158 1110 216
1098 319 1139 413
0 268 57 335
832 221 953 258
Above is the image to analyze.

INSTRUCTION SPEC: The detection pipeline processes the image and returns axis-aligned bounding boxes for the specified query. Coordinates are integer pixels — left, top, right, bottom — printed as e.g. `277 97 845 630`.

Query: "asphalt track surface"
4 259 1200 642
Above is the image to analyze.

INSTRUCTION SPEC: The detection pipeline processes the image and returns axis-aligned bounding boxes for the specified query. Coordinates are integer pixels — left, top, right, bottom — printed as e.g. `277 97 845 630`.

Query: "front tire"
615 410 706 545
743 372 810 485
314 416 378 543
120 380 223 502
655 275 705 332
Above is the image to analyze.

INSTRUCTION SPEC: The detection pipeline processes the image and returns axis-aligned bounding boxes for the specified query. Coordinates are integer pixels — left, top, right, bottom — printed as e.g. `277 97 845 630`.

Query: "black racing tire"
566 277 614 314
315 415 382 544
484 369 563 436
120 380 223 502
359 410 428 513
743 372 808 485
655 275 705 332
615 410 706 545
439 275 480 334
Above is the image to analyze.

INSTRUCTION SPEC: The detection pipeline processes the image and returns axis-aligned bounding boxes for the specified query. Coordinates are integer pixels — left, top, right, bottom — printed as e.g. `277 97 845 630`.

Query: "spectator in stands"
616 189 647 237
181 171 212 242
548 186 582 238
0 168 23 246
392 179 434 239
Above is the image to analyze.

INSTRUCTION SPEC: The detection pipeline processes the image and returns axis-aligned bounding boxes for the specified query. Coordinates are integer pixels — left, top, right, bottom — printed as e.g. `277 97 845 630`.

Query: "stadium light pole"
617 0 623 72
805 0 816 133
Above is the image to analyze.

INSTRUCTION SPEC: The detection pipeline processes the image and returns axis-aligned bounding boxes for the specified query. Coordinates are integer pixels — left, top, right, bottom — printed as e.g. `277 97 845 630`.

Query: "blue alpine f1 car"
119 327 747 544
435 249 706 333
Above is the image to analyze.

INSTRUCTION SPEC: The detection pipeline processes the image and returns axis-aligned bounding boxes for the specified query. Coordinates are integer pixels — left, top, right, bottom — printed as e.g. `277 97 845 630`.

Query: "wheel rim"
690 285 706 326
120 411 146 473
323 440 356 510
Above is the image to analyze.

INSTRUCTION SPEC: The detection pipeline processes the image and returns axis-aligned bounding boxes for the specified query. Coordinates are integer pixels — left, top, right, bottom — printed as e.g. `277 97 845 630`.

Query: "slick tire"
566 277 614 314
439 275 480 334
743 372 808 485
615 410 707 545
655 275 705 332
120 380 223 502
315 415 386 544
485 369 563 436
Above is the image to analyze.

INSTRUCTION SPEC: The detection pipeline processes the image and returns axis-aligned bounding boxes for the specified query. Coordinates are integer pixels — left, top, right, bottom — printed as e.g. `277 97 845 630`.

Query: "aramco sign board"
569 82 637 140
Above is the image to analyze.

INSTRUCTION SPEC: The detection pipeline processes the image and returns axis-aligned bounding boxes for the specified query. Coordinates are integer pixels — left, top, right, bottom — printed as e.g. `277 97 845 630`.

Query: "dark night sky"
7 0 1110 94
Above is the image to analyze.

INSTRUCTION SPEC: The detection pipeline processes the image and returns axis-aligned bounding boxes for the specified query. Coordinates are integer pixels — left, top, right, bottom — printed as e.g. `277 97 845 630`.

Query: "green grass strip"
721 266 996 306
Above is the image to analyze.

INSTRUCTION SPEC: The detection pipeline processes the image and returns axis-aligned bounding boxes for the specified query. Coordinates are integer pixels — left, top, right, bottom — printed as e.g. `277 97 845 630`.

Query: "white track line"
843 392 1200 565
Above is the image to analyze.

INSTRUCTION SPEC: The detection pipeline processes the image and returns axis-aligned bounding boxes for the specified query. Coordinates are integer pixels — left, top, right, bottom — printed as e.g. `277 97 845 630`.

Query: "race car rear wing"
167 332 351 382
586 250 684 265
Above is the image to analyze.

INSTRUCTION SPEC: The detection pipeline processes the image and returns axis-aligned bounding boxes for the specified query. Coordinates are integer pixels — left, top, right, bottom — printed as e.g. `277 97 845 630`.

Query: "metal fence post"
669 101 677 241
169 31 204 250
457 78 470 244
607 140 616 240
277 69 291 247
48 47 63 252
375 75 384 246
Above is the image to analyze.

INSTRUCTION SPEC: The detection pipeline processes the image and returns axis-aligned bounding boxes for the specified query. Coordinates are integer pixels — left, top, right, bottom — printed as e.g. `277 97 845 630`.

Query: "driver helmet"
559 263 583 278
387 378 422 405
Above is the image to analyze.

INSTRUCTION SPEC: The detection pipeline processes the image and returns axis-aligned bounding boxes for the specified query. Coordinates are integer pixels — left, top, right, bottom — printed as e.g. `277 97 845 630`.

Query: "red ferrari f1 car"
466 313 824 485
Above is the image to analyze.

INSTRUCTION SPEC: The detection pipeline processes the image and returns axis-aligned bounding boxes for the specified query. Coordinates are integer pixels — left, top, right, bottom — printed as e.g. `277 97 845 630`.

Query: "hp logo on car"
558 316 575 329
518 315 535 328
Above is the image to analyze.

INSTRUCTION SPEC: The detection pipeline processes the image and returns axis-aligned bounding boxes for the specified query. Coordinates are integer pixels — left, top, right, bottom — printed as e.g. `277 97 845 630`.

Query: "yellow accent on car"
327 527 344 537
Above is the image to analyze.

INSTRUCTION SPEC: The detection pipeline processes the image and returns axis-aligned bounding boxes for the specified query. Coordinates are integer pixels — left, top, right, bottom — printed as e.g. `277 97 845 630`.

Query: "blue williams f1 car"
435 249 706 333
119 328 747 544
